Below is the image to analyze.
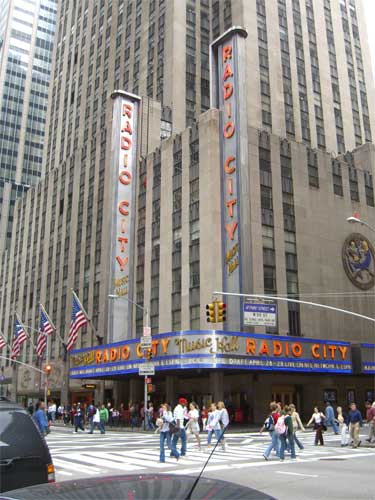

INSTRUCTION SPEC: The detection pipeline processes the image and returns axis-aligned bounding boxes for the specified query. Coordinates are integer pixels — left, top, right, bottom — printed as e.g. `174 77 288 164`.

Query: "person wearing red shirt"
261 402 280 460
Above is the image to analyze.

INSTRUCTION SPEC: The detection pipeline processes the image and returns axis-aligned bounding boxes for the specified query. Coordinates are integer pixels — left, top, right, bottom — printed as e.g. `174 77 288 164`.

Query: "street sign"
139 363 155 376
140 336 152 349
143 326 151 337
243 303 277 327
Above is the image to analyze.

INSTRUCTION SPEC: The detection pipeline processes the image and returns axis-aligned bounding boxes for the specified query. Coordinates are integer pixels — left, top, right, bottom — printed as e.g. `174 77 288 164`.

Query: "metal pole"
143 305 150 431
44 333 49 408
213 291 375 323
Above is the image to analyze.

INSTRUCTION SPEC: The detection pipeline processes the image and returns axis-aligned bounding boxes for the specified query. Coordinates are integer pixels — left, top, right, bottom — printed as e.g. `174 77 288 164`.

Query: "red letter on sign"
222 63 233 81
118 237 128 252
222 45 232 62
119 200 129 216
116 255 129 271
225 221 238 240
119 170 132 185
226 199 237 217
224 155 236 174
122 121 133 135
121 136 132 150
223 82 233 100
223 121 235 138
122 104 132 118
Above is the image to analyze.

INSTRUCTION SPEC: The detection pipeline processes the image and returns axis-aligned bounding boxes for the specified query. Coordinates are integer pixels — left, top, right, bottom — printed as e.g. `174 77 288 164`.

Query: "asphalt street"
46 425 375 499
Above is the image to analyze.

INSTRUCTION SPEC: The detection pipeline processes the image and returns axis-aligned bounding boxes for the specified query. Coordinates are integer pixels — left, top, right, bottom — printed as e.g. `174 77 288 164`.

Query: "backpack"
264 415 275 431
274 415 287 435
88 405 96 416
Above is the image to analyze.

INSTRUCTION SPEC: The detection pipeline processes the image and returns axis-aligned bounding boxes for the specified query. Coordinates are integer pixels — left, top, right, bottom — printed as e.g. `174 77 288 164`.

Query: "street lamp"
108 294 150 430
346 213 375 233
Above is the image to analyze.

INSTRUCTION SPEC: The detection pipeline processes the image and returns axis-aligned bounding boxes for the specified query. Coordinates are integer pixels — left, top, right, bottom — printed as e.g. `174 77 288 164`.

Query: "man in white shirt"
217 401 230 451
170 397 188 460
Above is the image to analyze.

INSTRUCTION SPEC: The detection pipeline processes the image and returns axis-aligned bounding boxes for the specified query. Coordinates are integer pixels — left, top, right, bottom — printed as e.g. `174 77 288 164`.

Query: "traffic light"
44 364 52 375
146 348 153 360
206 303 216 323
217 302 227 322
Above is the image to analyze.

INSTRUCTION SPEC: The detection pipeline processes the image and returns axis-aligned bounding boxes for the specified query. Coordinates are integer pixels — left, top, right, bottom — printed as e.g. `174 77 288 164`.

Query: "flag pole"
40 303 66 347
71 289 98 337
15 312 36 349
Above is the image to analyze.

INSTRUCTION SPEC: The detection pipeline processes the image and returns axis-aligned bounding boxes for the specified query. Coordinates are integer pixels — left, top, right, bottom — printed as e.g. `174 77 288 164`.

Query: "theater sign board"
109 91 140 342
70 331 352 379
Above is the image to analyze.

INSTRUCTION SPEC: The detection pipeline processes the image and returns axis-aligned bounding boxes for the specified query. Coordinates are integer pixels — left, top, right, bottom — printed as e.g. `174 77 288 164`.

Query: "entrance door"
272 386 300 408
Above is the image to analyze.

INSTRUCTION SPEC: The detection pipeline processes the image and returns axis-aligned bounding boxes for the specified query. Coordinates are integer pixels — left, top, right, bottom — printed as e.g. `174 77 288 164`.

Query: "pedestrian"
368 404 375 444
146 402 156 430
99 403 108 434
336 406 349 446
306 406 326 446
324 401 339 434
63 409 70 425
217 401 229 450
348 402 363 448
27 401 34 415
112 408 120 426
277 405 296 461
261 402 280 460
186 402 201 450
365 401 375 443
47 400 56 423
87 400 97 432
201 405 208 430
89 404 101 433
130 402 138 430
73 403 85 432
159 403 173 462
289 403 305 450
170 397 188 460
206 402 221 451
33 401 49 436
57 404 64 421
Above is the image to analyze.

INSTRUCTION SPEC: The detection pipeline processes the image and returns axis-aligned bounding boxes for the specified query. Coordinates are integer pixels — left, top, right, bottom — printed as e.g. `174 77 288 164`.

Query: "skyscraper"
0 0 57 252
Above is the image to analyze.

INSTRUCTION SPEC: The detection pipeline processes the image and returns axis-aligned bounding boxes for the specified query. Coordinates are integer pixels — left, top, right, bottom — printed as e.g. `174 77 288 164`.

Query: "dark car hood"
0 474 274 500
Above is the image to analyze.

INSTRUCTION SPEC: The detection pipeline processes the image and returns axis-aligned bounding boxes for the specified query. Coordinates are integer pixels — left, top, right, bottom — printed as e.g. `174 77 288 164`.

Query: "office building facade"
0 0 57 252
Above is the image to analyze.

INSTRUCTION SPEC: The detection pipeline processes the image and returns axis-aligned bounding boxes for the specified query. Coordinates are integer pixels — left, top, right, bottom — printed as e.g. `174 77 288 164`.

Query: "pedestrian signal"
206 303 216 323
217 302 227 322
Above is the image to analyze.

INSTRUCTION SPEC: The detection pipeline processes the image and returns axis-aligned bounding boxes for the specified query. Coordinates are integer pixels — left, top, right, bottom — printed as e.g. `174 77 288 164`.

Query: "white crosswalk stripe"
46 429 375 480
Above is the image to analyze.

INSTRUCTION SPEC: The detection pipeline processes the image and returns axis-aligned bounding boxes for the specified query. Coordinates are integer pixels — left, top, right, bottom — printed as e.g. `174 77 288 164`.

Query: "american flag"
66 294 88 351
36 308 54 357
11 318 27 358
0 333 7 351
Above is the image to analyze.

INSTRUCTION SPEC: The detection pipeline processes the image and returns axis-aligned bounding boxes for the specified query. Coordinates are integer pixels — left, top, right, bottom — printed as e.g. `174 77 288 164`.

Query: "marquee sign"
360 343 375 374
211 27 249 331
109 91 140 342
69 331 352 378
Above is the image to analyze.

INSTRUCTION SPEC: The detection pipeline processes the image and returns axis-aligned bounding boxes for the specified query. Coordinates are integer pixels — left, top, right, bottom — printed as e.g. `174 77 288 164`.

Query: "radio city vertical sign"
211 27 249 330
109 91 141 342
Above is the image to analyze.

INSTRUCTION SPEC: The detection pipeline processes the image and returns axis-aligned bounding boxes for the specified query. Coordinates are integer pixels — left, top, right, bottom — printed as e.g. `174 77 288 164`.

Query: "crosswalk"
46 429 375 481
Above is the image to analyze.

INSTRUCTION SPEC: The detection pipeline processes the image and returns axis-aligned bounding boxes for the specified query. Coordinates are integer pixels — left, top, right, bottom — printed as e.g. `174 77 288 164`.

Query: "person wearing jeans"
279 406 296 461
261 402 280 460
170 398 188 460
290 404 305 450
325 401 339 434
206 403 222 451
159 404 172 462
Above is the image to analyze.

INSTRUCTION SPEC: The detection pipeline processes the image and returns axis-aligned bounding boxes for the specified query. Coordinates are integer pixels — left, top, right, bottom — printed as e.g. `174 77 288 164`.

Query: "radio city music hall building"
0 0 375 421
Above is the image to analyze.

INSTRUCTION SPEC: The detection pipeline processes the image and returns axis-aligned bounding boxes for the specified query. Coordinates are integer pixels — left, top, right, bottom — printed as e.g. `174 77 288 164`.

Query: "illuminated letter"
122 104 132 118
312 344 320 358
119 170 132 185
273 341 282 356
110 348 117 362
291 343 302 357
246 339 256 354
223 121 235 138
224 155 236 174
118 237 128 252
259 341 270 356
95 351 102 364
161 338 170 354
122 121 133 135
338 346 347 360
222 45 232 62
119 200 129 216
136 344 143 358
116 255 128 271
225 221 238 240
121 136 132 150
328 345 337 359
223 82 233 100
222 63 233 81
226 199 237 217
121 345 130 360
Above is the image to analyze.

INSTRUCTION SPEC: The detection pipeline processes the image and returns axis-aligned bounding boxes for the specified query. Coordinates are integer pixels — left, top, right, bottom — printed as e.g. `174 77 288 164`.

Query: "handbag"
169 422 180 434
322 424 327 431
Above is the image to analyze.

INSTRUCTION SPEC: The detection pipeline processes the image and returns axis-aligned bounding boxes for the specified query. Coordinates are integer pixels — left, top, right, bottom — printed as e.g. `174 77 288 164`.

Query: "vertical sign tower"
109 91 141 342
210 27 250 331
